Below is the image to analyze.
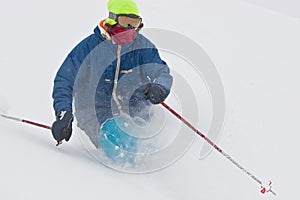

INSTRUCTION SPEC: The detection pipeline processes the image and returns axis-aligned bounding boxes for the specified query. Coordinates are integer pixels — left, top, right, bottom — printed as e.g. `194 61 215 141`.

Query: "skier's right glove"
51 111 73 146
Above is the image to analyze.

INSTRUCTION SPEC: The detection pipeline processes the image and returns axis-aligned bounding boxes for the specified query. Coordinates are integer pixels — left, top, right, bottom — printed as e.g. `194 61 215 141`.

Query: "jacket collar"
93 26 106 40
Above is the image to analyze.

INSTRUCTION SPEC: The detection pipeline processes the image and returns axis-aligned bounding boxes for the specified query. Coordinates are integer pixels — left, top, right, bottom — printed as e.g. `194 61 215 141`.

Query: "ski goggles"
109 12 142 30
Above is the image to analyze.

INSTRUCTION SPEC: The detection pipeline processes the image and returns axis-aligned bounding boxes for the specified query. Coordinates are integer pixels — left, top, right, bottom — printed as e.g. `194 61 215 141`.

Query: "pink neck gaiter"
109 27 137 46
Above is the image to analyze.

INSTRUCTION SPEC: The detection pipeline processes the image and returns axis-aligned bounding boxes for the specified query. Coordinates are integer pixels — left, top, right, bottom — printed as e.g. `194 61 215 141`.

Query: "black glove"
51 111 73 144
144 84 167 104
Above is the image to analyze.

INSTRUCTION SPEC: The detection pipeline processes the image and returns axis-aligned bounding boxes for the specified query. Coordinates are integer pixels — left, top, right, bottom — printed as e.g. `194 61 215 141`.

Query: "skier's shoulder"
69 26 106 57
134 32 157 50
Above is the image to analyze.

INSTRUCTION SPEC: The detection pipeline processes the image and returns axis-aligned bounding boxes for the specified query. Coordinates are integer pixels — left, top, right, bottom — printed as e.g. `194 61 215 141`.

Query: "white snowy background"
1 0 300 199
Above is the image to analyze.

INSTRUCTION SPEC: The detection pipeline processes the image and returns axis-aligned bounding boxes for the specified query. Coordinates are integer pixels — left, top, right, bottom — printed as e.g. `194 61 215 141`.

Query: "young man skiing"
51 0 173 162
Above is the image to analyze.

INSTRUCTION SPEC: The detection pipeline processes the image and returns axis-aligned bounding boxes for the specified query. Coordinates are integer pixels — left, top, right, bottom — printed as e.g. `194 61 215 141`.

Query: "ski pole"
1 114 66 146
161 102 276 196
1 114 51 130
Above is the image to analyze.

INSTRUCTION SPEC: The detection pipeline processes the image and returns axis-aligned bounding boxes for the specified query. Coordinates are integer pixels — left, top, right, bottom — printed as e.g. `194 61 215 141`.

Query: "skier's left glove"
144 84 167 104
51 111 73 145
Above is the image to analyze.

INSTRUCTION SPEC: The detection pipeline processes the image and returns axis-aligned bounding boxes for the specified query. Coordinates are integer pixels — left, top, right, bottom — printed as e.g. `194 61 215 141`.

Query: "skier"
51 0 173 162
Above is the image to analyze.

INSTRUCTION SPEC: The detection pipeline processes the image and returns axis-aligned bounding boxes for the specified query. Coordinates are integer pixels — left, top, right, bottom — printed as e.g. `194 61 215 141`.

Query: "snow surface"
1 0 300 199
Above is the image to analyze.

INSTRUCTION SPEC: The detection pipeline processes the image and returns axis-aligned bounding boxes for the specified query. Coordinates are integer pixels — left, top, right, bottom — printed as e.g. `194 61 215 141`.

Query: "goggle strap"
109 12 118 21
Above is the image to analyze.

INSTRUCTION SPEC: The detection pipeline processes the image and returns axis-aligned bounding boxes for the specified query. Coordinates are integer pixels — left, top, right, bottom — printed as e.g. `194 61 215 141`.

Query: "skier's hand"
144 84 167 104
51 111 73 145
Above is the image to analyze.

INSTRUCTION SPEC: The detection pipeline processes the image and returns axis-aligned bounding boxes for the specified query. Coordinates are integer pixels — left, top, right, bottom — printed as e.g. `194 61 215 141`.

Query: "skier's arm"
52 53 78 114
141 47 173 97
52 36 95 114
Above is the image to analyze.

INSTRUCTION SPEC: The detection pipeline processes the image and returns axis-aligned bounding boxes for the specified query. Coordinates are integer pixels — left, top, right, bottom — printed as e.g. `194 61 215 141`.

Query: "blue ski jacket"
52 26 173 133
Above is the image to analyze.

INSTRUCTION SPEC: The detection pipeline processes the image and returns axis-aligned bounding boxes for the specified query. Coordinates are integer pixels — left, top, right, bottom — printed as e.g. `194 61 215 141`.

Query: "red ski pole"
161 102 276 196
1 114 51 130
1 114 67 146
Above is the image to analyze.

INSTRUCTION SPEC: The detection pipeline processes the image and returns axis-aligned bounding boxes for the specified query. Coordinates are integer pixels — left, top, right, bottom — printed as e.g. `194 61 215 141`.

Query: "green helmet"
106 0 139 25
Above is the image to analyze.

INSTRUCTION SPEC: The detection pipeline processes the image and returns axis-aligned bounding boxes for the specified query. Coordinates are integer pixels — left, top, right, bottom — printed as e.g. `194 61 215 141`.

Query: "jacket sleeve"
52 37 94 114
141 47 173 96
52 52 77 114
